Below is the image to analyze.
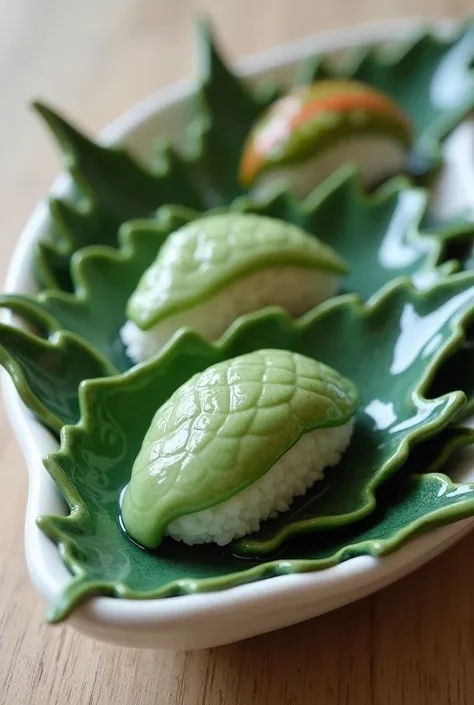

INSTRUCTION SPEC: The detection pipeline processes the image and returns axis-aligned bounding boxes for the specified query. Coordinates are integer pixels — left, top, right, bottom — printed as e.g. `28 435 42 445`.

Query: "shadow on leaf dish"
30 276 474 621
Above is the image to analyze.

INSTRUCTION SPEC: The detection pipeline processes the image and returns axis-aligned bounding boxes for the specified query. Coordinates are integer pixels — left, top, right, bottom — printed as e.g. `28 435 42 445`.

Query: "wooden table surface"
2 1 474 703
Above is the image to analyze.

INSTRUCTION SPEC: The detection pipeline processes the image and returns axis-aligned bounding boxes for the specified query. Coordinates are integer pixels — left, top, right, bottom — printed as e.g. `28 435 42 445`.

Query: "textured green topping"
126 213 347 330
121 349 359 548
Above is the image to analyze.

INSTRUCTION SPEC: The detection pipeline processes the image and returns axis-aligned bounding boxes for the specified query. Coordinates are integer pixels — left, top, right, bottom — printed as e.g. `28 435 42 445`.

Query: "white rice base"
121 266 338 363
252 135 409 200
166 418 355 546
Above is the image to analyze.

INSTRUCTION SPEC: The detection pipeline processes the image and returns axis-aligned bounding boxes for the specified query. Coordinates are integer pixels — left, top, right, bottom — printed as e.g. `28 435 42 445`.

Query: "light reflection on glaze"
421 333 444 358
389 396 457 434
378 190 429 269
364 399 397 430
445 484 474 498
411 268 446 289
430 27 474 110
436 476 474 498
365 395 459 436
390 286 474 375
436 476 449 496
365 389 462 438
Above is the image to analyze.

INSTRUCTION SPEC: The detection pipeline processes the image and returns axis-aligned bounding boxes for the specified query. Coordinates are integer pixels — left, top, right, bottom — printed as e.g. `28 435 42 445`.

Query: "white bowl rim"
3 14 474 639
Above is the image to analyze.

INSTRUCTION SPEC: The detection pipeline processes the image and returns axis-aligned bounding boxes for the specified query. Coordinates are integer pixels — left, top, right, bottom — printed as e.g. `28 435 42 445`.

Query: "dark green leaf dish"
36 276 474 620
3 18 474 642
0 298 117 433
33 21 474 290
3 168 473 374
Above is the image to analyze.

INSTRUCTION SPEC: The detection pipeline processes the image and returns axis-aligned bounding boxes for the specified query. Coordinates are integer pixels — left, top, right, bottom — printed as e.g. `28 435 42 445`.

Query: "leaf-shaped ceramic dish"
34 18 474 292
0 297 118 432
37 275 474 620
3 167 473 376
236 166 474 300
33 104 206 292
5 18 474 650
190 18 474 201
336 22 474 176
32 15 276 291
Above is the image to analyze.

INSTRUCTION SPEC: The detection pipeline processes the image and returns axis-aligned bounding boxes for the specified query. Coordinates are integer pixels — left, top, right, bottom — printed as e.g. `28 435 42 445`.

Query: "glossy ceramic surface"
0 297 116 433
33 101 206 291
31 21 474 293
4 17 474 649
37 276 474 621
2 167 473 387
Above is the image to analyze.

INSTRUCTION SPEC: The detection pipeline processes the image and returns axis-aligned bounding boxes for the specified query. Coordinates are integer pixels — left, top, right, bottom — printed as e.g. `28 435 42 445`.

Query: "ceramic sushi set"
4 17 474 650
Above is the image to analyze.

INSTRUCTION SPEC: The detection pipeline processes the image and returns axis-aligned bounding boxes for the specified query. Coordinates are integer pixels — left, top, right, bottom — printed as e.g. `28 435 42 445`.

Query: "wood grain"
1 1 474 703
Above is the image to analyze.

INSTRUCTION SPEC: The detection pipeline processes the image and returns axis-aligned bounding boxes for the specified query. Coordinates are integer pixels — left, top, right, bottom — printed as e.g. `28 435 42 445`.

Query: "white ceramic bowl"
3 16 474 651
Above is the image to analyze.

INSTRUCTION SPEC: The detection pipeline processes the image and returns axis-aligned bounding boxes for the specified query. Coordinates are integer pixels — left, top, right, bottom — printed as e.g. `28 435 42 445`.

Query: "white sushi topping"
121 266 338 363
253 134 409 200
165 419 354 546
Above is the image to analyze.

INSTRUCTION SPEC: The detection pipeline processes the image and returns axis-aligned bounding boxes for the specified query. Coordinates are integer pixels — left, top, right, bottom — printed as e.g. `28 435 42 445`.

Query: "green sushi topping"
126 212 347 330
121 349 359 548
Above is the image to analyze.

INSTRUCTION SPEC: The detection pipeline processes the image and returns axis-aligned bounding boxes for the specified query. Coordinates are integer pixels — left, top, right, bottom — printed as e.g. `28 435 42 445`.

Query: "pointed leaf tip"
193 15 235 85
32 100 94 162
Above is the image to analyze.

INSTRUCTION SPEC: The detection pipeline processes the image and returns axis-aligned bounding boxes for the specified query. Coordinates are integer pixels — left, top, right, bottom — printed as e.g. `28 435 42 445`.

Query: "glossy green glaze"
2 19 474 623
5 170 473 376
400 425 474 476
0 297 117 433
36 276 474 620
40 469 474 623
237 166 472 301
187 20 280 205
33 103 206 291
36 206 196 371
122 350 359 548
34 22 474 292
127 213 346 329
429 324 474 423
338 24 474 176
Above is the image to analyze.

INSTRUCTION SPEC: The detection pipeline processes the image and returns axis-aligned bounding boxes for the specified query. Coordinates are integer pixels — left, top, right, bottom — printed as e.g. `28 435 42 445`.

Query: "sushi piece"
121 212 347 363
121 349 359 548
239 79 413 198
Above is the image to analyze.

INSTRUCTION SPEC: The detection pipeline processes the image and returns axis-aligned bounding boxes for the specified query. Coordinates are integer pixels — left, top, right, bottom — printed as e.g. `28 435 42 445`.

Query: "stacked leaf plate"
4 17 474 649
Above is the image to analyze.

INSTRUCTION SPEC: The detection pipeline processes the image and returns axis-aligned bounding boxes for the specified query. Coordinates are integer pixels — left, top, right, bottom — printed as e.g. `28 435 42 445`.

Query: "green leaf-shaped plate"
33 103 206 291
0 298 117 433
4 170 473 375
39 205 196 371
36 276 474 619
189 21 474 200
185 20 280 205
35 20 474 291
236 166 474 301
337 23 474 176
